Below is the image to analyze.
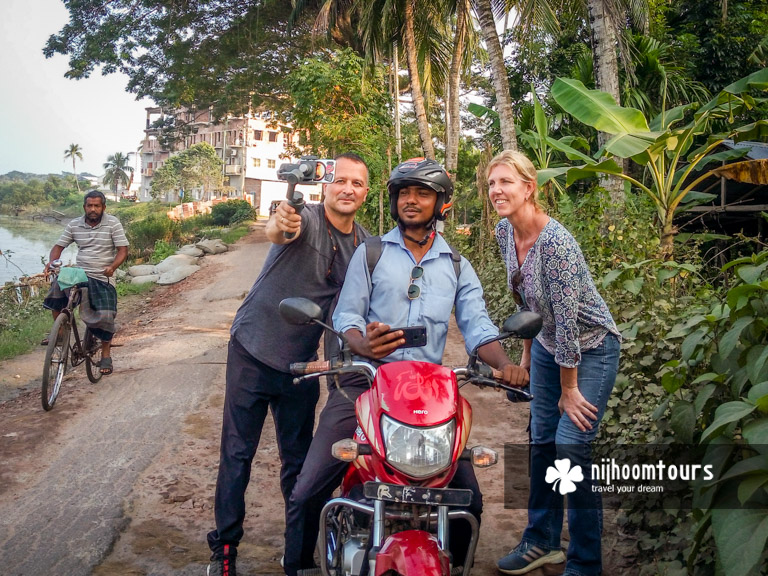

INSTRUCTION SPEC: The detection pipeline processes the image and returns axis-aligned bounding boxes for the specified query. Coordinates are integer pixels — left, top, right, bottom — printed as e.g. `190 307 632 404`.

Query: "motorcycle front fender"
373 530 450 576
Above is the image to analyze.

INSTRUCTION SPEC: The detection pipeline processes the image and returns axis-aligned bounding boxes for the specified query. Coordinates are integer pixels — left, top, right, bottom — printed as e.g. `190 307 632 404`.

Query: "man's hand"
267 201 302 243
104 266 116 278
346 323 404 360
498 363 529 388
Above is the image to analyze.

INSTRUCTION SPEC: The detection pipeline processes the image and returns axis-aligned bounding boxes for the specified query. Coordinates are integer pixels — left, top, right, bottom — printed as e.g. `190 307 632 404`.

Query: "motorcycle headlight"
381 414 455 479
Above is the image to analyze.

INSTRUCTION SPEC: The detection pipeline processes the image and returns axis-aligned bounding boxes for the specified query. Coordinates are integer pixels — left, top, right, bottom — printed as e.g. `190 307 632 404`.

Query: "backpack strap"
364 235 461 279
364 236 383 279
448 243 461 279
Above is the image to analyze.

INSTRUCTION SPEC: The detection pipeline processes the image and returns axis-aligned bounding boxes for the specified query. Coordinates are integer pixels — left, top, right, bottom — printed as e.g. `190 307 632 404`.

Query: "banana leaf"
551 77 649 134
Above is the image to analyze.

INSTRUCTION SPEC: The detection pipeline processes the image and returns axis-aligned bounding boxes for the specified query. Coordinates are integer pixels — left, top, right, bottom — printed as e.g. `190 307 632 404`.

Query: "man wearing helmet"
282 159 529 576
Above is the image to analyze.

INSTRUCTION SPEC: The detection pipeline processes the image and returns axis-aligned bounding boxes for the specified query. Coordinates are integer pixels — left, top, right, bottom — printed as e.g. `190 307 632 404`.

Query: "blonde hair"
486 150 544 211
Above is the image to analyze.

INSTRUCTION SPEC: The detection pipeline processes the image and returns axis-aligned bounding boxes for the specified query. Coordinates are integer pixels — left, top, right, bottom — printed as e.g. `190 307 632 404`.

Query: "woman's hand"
558 386 598 432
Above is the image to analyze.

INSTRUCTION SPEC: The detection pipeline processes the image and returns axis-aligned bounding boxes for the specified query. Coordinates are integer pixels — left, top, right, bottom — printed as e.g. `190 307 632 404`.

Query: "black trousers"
207 337 320 558
283 374 483 576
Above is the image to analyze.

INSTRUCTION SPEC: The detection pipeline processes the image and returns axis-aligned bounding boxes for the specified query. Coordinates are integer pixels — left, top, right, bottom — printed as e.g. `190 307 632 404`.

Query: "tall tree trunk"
393 43 402 165
587 0 624 207
474 0 517 151
403 0 435 160
446 0 469 180
72 159 81 192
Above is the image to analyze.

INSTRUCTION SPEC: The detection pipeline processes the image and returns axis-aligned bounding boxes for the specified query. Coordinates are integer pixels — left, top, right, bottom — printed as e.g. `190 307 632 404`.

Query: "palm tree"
102 152 134 202
359 0 452 160
446 0 473 178
505 0 649 207
473 0 519 152
64 143 83 192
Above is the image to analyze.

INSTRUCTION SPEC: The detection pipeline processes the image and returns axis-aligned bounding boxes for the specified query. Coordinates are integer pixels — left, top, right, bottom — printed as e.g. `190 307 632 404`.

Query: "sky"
0 0 151 177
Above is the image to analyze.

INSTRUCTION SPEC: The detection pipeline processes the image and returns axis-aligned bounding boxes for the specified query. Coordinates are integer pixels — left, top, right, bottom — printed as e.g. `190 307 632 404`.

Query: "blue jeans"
521 334 619 576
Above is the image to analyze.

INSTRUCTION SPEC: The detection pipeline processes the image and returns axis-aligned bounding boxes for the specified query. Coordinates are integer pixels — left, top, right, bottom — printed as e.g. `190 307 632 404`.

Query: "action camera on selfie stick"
277 156 335 239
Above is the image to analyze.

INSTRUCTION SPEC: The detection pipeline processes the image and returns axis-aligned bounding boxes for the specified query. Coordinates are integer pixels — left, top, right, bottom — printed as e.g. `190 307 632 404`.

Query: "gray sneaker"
497 541 565 575
207 545 236 576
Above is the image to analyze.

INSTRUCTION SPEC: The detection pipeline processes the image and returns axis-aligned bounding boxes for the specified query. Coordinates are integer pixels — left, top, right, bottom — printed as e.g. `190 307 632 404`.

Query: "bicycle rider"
42 190 129 376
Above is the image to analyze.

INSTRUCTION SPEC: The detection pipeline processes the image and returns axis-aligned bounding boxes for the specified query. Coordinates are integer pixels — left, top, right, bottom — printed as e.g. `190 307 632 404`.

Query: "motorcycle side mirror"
467 310 543 368
279 297 353 363
500 310 543 340
279 297 323 325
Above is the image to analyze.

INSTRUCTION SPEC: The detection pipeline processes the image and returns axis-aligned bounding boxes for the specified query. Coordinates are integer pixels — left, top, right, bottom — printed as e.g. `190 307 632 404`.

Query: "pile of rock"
122 239 228 286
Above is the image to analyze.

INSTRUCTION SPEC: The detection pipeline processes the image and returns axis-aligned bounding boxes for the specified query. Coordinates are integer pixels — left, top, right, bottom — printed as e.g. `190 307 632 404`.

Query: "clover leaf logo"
545 458 584 495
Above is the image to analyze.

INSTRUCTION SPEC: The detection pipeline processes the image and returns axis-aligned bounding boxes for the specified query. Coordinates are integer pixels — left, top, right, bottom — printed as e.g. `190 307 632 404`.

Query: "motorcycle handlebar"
289 360 330 375
289 359 377 384
454 366 533 401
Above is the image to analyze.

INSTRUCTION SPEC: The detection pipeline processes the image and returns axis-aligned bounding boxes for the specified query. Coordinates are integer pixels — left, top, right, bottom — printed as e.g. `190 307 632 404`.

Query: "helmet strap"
398 220 436 247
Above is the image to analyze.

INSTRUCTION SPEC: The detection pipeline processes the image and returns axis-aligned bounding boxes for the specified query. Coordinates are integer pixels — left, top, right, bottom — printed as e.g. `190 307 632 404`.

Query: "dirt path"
0 224 633 576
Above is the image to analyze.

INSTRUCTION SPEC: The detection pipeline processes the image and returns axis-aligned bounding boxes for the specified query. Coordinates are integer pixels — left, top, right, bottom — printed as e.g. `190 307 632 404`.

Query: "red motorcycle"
279 298 542 576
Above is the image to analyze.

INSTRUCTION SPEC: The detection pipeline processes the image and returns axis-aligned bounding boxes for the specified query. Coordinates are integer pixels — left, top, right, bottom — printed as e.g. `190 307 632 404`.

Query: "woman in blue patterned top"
488 150 621 576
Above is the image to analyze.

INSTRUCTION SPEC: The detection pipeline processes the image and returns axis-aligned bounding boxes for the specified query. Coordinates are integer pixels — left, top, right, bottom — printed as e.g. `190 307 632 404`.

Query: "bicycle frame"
62 284 88 366
41 273 104 410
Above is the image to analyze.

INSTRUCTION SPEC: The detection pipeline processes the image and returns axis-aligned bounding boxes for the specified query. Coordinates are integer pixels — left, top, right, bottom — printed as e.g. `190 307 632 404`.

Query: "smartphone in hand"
388 325 427 349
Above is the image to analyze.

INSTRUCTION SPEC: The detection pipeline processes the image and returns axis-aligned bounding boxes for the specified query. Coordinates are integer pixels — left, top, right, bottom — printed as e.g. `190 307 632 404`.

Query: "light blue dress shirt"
333 227 499 364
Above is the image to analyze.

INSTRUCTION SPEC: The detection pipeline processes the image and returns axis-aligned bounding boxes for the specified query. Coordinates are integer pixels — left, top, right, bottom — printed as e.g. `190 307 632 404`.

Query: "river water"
0 215 78 284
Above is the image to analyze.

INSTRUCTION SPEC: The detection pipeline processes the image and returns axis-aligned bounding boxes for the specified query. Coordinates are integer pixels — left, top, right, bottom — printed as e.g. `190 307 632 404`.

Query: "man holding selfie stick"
206 153 369 576
283 159 528 576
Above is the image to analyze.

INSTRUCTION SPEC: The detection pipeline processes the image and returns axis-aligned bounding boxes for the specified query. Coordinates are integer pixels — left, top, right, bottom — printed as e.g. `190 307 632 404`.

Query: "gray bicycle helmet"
386 158 453 222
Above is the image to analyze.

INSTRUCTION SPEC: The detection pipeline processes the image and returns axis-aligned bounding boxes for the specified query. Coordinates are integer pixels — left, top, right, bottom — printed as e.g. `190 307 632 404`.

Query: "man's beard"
85 213 103 225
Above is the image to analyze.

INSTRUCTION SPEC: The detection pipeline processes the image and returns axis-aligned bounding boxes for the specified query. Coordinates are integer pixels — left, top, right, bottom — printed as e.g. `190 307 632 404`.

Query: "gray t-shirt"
56 214 129 284
231 203 369 372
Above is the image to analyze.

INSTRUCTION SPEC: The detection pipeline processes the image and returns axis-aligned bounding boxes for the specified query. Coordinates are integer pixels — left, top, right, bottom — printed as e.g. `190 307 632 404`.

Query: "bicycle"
41 262 104 411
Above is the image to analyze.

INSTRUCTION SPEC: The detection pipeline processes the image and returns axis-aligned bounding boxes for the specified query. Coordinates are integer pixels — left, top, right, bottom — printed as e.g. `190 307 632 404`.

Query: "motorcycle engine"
342 537 367 576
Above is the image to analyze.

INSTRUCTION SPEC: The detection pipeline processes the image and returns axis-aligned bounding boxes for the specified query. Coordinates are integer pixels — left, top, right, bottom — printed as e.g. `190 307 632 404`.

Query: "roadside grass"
219 223 252 244
0 281 155 362
116 280 156 297
0 300 50 361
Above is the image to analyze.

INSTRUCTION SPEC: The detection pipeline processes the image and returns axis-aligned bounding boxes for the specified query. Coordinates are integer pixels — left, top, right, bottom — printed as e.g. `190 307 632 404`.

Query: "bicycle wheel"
84 328 103 383
42 313 71 411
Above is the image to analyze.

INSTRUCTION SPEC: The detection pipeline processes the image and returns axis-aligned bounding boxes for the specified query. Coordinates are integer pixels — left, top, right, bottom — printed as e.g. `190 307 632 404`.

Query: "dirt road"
0 224 633 576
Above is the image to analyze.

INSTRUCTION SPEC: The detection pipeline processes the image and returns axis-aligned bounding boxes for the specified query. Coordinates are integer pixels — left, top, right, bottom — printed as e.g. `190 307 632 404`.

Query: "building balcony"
225 165 242 175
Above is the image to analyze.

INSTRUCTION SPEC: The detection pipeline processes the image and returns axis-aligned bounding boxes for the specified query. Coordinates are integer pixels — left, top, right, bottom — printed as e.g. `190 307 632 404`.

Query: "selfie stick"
283 169 306 239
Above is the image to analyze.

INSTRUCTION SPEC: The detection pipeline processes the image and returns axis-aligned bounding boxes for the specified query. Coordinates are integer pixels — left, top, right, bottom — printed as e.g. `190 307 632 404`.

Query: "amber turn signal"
471 446 498 468
331 439 360 462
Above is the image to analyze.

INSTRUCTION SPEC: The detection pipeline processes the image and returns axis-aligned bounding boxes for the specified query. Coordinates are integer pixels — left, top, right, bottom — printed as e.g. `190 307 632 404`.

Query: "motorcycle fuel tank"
373 361 459 425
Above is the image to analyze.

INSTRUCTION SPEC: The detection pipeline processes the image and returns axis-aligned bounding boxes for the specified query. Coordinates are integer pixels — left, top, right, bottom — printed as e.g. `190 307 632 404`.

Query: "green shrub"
179 213 215 234
211 200 255 226
125 214 181 256
150 239 178 263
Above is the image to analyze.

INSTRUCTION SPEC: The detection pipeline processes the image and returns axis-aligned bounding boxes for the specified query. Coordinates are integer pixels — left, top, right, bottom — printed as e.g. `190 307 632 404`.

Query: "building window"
268 131 278 142
267 159 276 169
253 158 261 167
309 193 320 202
254 129 263 141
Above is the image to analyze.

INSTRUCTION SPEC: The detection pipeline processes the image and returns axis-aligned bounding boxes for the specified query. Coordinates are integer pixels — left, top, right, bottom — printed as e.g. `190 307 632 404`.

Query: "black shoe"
208 545 237 576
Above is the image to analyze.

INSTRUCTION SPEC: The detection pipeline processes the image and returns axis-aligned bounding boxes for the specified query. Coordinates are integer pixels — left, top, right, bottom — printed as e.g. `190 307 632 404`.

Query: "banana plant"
549 68 768 259
468 89 591 194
